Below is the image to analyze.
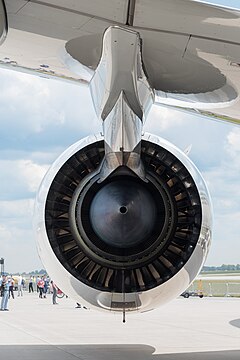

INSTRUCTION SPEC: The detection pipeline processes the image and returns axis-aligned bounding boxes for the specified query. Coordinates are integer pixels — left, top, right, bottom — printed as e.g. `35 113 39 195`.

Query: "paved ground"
0 292 240 359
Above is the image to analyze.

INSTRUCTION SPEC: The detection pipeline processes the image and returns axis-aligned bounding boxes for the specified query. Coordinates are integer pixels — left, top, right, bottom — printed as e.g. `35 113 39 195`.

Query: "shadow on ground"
0 345 240 360
229 318 240 329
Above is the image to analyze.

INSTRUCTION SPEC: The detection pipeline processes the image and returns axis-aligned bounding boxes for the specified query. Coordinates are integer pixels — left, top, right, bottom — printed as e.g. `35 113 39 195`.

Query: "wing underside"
0 0 240 124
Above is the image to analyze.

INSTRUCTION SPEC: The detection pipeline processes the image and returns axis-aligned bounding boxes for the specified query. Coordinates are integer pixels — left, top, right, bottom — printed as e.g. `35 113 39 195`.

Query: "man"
43 275 49 298
0 275 10 311
50 281 58 305
37 277 44 298
8 275 15 299
17 275 23 296
29 276 34 293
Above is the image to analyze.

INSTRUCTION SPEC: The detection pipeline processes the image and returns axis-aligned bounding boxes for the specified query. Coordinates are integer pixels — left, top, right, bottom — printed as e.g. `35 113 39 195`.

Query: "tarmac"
0 292 240 360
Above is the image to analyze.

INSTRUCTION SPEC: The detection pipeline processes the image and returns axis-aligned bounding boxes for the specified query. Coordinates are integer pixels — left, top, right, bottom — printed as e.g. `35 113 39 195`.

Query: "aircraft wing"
0 0 240 124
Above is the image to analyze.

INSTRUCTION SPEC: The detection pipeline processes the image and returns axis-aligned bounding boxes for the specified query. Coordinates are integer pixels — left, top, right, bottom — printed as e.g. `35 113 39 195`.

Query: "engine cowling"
34 132 212 313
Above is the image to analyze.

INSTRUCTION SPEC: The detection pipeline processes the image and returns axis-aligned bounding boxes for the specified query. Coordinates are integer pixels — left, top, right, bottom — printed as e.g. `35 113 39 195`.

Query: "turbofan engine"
34 132 212 313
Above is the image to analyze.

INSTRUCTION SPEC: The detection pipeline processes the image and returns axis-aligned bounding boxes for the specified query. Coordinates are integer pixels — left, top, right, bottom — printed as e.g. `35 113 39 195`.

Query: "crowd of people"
0 274 88 311
0 274 64 310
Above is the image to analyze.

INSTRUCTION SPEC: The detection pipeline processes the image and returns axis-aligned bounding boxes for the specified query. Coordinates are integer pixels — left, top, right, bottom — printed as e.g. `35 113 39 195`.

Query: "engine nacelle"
34 132 212 313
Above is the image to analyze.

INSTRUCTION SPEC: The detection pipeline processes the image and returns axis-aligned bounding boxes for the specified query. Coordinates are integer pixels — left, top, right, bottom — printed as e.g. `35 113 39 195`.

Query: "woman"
37 277 44 298
0 275 10 311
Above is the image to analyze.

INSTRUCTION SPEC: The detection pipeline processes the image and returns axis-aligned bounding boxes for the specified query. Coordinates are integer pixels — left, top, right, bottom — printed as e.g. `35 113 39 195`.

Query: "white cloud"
0 69 101 148
18 159 49 193
227 128 240 151
0 199 43 273
202 125 240 265
225 128 240 170
145 105 185 132
0 224 12 242
0 199 35 218
0 158 49 200
207 211 240 265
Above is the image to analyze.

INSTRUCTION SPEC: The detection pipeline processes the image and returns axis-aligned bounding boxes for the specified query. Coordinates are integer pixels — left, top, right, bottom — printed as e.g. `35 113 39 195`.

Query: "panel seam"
126 0 136 26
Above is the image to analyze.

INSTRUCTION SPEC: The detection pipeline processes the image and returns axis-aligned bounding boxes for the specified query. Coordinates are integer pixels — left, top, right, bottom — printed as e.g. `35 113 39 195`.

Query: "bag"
0 282 6 292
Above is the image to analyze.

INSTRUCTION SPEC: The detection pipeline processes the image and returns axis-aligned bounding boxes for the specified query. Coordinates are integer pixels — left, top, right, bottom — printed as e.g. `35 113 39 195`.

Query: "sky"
200 0 240 8
0 0 240 273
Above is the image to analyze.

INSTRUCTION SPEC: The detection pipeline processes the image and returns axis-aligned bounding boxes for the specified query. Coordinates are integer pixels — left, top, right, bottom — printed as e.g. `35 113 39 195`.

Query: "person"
50 281 58 305
17 275 23 296
0 276 3 297
33 276 37 291
8 275 15 299
0 275 10 311
36 276 41 292
37 277 44 298
29 276 34 293
43 275 49 298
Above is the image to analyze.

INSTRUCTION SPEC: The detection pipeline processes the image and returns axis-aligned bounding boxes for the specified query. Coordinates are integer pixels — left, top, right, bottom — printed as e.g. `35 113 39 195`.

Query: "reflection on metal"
90 26 154 179
34 133 212 313
156 102 240 126
155 82 238 110
100 91 145 181
90 26 154 121
126 0 136 26
184 144 192 156
0 0 7 45
230 62 240 67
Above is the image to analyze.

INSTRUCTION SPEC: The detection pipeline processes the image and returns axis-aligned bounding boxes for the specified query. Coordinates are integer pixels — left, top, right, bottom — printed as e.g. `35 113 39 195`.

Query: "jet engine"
34 132 212 313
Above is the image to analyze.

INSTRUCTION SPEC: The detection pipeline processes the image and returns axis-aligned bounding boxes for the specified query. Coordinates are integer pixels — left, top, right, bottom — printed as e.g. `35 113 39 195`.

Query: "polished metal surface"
99 91 145 180
34 132 212 313
90 26 153 121
0 0 7 45
90 26 153 179
89 178 157 248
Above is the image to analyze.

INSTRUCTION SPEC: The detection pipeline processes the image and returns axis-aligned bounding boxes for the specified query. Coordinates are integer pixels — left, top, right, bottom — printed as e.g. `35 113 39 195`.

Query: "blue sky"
200 0 240 8
0 0 240 273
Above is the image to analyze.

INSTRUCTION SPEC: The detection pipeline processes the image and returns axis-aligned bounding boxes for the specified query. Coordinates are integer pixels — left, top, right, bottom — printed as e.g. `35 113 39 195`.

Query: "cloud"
0 199 43 273
0 158 49 200
145 104 235 171
203 126 240 215
18 159 49 192
145 105 185 132
208 211 240 265
0 199 34 224
225 128 240 168
201 125 240 265
227 128 240 150
0 69 101 153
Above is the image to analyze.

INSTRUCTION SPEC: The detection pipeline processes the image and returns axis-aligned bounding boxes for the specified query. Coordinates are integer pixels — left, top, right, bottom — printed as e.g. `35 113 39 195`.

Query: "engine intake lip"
45 139 202 293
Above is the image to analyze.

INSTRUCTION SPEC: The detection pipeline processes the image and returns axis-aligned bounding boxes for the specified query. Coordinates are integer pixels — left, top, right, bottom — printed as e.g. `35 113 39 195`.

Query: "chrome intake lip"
35 132 212 312
44 137 203 294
